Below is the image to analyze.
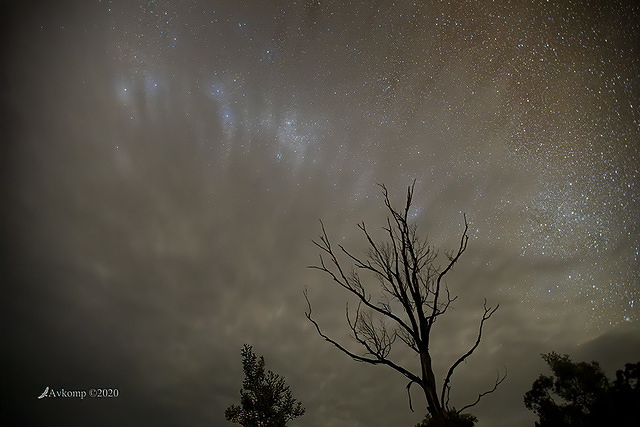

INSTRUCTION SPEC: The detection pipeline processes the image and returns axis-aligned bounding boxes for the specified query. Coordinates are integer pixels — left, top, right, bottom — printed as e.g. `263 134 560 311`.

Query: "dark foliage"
524 352 639 427
225 345 305 427
415 411 478 427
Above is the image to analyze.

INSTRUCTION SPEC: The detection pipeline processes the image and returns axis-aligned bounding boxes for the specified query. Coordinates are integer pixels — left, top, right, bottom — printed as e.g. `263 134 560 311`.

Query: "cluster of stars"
98 0 639 329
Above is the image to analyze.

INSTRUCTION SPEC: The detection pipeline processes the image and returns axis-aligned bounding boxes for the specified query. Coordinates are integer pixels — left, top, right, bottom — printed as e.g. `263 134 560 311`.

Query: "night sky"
1 1 639 426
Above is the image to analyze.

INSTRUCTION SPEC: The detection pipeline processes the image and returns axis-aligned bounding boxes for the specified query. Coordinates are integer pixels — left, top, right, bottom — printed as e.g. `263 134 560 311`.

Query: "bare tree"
305 182 505 427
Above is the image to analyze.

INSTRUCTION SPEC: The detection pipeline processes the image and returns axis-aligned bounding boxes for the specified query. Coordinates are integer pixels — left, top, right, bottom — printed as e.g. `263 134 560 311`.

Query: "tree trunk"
420 352 452 426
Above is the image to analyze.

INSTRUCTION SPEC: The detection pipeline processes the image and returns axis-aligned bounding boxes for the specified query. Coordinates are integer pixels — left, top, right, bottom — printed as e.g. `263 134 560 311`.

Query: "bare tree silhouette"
305 182 505 427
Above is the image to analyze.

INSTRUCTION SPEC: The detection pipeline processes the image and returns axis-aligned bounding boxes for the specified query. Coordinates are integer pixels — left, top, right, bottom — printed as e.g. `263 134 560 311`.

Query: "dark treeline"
225 185 637 427
225 346 638 427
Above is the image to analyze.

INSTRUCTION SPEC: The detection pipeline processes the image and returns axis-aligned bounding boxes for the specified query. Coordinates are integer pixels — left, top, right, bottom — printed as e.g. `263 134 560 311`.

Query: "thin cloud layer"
1 1 638 426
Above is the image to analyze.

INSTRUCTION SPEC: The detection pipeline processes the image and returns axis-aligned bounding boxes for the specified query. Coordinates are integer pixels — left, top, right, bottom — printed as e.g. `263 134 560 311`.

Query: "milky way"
2 1 638 426
105 0 638 326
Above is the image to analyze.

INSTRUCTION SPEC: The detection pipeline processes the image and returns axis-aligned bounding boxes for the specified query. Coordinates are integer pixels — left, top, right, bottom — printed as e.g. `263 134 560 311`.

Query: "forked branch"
457 368 507 413
304 289 422 386
305 182 504 421
441 299 500 409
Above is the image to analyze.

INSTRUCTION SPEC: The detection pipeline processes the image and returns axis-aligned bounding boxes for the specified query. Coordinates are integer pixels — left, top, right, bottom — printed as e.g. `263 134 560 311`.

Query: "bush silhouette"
524 352 639 426
225 345 304 427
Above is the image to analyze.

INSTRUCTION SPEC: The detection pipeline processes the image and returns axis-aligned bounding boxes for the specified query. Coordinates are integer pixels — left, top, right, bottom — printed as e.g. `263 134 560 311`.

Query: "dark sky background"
1 1 639 426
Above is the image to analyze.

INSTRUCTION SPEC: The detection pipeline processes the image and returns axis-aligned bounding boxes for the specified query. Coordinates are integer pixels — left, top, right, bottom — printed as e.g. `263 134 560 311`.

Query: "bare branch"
406 380 418 412
457 367 507 413
306 184 504 419
304 289 421 385
397 327 419 353
308 221 416 337
440 299 499 408
429 215 469 336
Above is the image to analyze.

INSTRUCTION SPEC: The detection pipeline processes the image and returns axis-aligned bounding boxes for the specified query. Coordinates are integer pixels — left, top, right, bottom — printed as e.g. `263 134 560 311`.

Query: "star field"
102 0 638 328
2 1 638 426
